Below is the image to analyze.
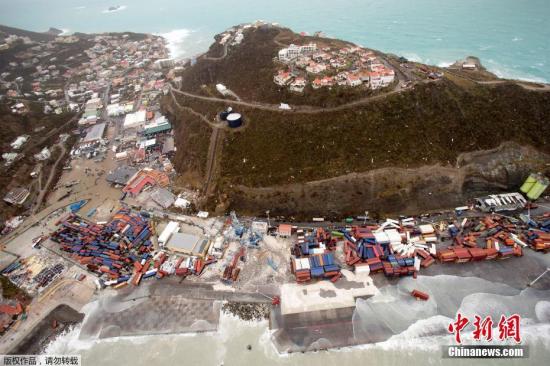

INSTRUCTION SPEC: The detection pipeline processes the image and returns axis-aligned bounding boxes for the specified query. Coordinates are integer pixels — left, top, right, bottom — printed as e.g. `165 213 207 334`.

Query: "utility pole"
266 210 270 227
363 210 369 226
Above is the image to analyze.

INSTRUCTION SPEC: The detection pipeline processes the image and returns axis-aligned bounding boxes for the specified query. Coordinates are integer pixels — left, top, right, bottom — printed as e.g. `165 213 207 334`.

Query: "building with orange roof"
123 168 170 197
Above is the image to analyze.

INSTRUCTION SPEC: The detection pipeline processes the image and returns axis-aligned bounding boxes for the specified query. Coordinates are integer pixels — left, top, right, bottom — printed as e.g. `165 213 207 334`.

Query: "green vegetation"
0 274 27 300
171 79 550 190
162 101 211 186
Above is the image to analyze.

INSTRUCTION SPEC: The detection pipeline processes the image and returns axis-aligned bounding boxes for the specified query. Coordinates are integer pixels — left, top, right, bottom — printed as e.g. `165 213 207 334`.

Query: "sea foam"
157 29 193 60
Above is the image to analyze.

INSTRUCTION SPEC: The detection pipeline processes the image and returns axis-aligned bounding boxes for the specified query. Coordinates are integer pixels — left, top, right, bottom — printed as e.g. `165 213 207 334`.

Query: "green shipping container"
520 174 537 193
345 217 354 223
331 231 345 237
527 181 549 200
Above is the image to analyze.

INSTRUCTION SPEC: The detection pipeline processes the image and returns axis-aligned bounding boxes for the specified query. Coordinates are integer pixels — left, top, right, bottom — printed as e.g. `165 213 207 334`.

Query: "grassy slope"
216 81 550 187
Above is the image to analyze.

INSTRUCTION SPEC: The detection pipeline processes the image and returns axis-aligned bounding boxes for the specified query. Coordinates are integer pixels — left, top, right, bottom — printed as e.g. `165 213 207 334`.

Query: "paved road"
202 34 234 61
170 83 415 114
444 69 550 91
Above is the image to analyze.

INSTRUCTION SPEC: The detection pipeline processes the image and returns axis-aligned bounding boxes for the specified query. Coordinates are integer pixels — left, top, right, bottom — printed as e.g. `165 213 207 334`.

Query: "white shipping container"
414 257 421 272
355 263 370 275
294 258 302 270
419 224 435 235
425 235 438 243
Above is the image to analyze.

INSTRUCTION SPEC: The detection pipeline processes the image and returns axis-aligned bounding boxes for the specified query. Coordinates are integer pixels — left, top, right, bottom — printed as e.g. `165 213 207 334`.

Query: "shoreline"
9 304 84 355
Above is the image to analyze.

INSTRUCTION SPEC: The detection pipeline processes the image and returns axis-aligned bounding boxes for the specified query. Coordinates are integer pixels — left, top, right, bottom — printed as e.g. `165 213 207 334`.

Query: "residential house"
274 70 293 86
312 78 322 89
305 62 326 74
289 77 306 93
347 74 362 87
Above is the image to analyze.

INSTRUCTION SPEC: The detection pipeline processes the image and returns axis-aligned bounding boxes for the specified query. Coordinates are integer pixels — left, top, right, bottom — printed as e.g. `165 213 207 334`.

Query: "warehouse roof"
123 110 146 129
82 122 106 143
143 120 171 135
166 232 209 257
150 187 176 208
106 165 138 186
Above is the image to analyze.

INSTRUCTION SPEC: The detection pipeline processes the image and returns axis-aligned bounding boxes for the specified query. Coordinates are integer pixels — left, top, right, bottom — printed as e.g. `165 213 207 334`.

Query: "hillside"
176 26 400 108
0 103 76 222
0 25 56 42
165 26 550 216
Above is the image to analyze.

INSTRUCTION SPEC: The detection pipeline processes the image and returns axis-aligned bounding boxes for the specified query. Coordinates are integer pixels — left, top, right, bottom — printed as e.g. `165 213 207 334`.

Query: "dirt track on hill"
223 142 550 218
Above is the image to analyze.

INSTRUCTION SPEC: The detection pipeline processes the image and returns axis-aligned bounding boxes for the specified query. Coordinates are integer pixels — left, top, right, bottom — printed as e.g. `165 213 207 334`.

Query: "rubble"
222 302 270 321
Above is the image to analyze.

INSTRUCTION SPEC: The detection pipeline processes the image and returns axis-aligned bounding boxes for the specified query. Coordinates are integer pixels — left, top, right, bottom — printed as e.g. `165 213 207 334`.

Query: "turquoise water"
1 0 549 82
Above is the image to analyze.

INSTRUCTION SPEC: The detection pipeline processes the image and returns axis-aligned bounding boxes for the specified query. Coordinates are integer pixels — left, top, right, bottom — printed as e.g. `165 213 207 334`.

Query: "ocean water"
0 0 549 82
43 275 550 366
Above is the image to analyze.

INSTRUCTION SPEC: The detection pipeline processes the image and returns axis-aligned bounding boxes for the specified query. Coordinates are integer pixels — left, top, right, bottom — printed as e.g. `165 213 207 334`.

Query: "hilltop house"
347 74 362 87
278 43 317 62
289 77 306 93
274 70 293 86
305 62 326 74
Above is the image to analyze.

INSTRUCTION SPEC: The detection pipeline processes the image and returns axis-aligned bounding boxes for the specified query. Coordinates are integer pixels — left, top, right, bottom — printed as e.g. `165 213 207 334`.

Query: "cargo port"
0 21 549 355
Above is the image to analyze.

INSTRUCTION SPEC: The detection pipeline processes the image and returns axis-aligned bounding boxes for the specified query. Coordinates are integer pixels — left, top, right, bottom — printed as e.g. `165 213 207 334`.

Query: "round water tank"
226 113 243 128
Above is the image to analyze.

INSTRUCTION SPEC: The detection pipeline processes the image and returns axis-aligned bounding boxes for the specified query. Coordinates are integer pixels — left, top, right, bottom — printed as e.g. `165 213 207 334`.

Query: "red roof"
278 224 292 236
0 303 23 316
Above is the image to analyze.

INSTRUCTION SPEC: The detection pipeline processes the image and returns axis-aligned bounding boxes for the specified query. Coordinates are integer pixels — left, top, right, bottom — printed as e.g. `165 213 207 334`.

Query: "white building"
10 135 28 150
158 221 179 247
216 84 230 96
123 110 147 130
289 77 306 93
380 69 395 86
107 103 125 117
369 72 383 89
278 43 317 62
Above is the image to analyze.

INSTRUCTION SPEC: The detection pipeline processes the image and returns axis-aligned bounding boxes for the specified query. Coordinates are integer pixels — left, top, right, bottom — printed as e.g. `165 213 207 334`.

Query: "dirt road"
32 142 67 214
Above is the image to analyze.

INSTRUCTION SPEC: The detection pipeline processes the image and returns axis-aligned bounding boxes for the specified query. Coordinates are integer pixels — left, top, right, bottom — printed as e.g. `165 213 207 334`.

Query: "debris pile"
290 228 340 283
222 302 270 321
51 208 153 281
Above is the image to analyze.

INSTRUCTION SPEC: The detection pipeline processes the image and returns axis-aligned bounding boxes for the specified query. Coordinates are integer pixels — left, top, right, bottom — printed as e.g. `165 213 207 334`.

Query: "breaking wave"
157 29 193 59
437 61 454 67
352 275 550 352
485 59 548 83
